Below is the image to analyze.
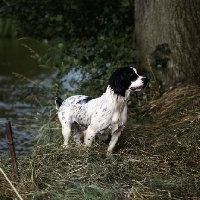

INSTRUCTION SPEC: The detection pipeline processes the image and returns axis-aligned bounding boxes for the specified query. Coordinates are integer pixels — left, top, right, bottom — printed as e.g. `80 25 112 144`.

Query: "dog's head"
108 67 149 97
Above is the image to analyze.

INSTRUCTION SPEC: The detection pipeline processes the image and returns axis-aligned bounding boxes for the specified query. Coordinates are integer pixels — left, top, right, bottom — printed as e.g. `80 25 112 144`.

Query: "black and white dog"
55 67 148 156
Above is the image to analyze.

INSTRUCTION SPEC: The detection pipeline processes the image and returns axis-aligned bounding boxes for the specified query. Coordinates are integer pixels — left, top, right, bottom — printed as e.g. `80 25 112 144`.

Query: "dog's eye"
128 74 134 77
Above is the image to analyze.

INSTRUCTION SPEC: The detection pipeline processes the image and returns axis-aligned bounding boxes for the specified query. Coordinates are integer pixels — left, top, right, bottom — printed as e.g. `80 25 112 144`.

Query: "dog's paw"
106 151 113 157
62 144 69 149
82 144 90 153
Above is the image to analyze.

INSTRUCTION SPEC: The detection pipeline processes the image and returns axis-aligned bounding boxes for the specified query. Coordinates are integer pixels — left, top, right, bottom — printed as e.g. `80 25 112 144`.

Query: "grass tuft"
0 85 200 199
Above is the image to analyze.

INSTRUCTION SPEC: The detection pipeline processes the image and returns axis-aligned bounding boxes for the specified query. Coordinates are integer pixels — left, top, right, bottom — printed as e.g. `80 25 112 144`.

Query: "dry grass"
0 85 200 199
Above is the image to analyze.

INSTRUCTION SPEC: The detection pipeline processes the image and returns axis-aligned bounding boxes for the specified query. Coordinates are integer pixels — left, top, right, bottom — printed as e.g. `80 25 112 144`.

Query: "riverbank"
0 85 200 199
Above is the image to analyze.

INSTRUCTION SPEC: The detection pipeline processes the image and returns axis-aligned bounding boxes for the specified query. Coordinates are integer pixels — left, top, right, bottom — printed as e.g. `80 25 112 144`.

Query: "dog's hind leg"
107 126 123 156
84 126 96 148
62 125 71 147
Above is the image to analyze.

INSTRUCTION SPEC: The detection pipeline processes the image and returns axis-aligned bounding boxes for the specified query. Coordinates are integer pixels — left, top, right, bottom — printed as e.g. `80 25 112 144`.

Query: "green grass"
0 85 200 199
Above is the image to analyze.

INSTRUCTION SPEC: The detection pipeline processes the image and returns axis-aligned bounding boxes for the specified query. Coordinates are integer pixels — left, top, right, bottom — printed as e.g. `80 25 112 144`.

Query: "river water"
0 38 55 156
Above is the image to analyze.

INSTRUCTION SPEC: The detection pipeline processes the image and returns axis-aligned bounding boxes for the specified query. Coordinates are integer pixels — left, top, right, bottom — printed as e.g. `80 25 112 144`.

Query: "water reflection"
0 38 53 155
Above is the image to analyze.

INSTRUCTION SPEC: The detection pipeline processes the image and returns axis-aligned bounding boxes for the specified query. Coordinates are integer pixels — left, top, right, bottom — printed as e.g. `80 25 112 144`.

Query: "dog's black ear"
108 67 138 97
108 72 127 96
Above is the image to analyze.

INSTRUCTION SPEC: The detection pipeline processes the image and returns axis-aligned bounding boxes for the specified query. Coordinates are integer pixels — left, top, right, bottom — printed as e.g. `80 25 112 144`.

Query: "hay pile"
0 85 200 199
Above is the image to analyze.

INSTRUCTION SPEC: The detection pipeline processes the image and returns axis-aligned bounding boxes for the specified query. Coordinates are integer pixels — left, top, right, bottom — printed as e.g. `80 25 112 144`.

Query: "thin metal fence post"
5 121 19 178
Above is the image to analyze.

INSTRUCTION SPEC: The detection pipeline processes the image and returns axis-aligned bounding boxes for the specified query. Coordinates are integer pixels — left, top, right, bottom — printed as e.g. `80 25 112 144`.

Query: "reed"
0 18 18 37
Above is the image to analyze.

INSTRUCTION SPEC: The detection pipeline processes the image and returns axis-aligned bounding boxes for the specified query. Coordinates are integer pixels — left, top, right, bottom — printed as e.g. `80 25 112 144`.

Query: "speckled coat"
56 67 148 156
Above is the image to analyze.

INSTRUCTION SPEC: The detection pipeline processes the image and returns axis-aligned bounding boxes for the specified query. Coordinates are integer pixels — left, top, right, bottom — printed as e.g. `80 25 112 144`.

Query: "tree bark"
135 0 200 90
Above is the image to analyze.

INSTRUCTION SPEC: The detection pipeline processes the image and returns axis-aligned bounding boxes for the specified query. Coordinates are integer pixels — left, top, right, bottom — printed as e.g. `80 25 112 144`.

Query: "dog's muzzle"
130 77 149 91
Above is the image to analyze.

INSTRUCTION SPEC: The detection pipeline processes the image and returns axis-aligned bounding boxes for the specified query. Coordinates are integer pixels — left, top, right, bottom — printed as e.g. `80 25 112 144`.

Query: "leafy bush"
1 0 135 97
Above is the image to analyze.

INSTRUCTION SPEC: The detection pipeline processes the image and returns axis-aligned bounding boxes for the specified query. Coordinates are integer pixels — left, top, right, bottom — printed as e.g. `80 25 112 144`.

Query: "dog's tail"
55 96 64 110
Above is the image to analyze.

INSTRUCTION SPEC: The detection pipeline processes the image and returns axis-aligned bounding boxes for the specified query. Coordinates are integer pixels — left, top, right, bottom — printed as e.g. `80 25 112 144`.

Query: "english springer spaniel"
55 67 148 156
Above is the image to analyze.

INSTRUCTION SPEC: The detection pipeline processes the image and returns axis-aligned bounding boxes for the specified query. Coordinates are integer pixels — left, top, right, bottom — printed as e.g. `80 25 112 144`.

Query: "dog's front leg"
62 125 71 147
84 126 96 148
107 126 122 156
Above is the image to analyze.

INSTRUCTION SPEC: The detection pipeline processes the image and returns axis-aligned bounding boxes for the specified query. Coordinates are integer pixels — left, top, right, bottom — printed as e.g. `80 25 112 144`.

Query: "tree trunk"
135 0 200 90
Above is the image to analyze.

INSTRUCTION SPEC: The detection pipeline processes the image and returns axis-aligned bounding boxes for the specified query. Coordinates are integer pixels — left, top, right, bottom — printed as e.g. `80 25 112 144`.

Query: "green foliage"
0 18 13 36
9 0 134 40
1 0 135 97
